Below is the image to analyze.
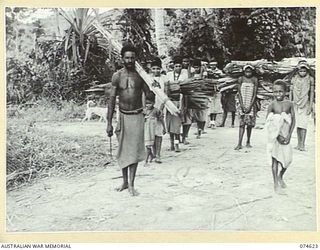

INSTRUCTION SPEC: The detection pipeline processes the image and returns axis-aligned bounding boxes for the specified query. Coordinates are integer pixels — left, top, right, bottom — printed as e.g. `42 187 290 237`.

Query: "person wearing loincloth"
290 62 315 151
107 43 151 196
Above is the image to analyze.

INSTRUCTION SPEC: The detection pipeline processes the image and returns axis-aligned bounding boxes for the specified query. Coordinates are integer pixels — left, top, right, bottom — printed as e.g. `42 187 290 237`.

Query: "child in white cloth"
265 80 295 193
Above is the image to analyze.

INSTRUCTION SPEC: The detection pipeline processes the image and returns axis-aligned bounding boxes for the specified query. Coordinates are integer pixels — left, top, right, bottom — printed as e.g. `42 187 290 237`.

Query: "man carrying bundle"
182 56 194 78
191 59 209 138
106 44 151 196
166 56 189 151
180 57 195 144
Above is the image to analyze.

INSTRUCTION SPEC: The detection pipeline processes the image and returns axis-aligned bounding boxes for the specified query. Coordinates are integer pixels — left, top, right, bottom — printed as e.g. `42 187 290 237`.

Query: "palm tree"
58 8 99 65
154 9 168 59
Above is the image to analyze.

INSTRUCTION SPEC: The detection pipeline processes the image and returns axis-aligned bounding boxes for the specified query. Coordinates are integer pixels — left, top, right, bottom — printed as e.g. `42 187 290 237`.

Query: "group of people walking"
106 43 315 196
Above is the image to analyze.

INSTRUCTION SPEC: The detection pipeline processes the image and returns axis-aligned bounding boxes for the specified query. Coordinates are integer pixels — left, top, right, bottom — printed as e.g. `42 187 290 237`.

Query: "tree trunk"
55 8 61 38
154 9 168 66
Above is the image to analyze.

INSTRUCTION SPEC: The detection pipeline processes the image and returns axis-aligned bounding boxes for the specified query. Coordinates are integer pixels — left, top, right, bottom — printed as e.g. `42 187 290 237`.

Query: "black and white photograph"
5 7 317 232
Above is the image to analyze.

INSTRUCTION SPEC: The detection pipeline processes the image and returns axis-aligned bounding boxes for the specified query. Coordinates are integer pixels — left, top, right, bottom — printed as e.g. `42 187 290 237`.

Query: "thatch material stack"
216 57 315 99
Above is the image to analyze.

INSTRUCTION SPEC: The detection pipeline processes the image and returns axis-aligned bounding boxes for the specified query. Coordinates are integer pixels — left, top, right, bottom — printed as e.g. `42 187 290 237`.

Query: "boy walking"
150 57 167 162
265 80 295 193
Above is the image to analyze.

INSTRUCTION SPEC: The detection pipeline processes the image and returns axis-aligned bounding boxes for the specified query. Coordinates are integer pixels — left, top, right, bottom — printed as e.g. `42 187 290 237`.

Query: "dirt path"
6 114 317 232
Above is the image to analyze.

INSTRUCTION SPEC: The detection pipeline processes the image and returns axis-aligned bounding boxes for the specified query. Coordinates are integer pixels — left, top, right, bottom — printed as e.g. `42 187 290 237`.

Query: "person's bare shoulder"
111 69 123 86
283 100 294 112
269 100 275 109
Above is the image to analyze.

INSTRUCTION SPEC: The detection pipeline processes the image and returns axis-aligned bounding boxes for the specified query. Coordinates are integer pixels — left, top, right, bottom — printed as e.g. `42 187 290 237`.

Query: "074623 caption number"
300 244 319 248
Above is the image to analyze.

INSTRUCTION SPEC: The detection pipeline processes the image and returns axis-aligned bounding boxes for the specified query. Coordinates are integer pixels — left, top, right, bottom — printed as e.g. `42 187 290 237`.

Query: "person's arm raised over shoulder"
106 72 119 137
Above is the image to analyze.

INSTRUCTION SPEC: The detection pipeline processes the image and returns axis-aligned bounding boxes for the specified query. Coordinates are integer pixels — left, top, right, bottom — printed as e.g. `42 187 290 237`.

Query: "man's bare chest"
118 74 143 90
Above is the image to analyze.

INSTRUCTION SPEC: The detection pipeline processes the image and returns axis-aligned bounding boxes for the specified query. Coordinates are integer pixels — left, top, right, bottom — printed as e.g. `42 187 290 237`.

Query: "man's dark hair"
151 57 162 68
121 43 137 57
273 79 287 92
193 58 201 67
173 56 182 65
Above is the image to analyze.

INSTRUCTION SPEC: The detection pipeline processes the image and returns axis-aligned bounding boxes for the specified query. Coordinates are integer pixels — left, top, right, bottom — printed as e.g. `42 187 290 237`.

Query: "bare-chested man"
107 44 151 196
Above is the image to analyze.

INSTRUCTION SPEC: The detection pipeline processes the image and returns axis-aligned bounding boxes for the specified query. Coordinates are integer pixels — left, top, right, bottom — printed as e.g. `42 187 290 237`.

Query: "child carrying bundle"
265 80 295 193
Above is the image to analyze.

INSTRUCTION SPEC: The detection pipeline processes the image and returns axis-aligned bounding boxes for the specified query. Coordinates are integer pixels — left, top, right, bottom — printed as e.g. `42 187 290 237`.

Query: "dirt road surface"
6 113 317 232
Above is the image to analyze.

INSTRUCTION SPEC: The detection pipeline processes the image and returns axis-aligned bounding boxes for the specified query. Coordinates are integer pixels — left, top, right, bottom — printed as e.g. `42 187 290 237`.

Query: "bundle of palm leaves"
187 92 210 109
179 78 215 95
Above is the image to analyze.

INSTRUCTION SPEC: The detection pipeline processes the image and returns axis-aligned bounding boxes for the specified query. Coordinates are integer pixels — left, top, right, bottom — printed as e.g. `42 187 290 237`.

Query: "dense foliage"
6 8 116 104
171 8 315 67
6 7 316 105
119 9 157 62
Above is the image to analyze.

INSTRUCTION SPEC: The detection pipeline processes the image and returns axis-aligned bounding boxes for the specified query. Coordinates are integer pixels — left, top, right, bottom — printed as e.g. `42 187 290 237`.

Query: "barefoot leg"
174 134 181 152
170 133 175 151
296 128 302 150
300 128 307 151
272 158 279 192
278 164 287 188
128 163 138 196
246 126 253 147
235 125 245 150
218 111 227 127
116 167 129 192
182 124 191 144
146 147 150 161
155 136 162 163
231 112 235 127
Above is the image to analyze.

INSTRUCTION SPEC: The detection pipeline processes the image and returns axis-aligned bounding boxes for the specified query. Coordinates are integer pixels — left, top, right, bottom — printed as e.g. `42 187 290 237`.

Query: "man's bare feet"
183 139 190 145
246 143 252 148
299 146 306 151
155 158 162 164
115 183 128 192
175 145 181 152
128 186 139 196
294 146 301 150
274 186 286 195
234 145 242 150
279 179 287 188
150 154 155 162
